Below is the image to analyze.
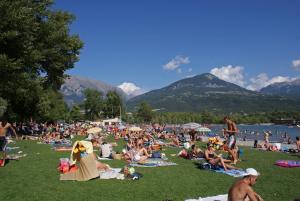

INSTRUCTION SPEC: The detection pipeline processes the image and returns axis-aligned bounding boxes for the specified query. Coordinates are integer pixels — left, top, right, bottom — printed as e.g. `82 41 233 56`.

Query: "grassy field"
1 138 300 201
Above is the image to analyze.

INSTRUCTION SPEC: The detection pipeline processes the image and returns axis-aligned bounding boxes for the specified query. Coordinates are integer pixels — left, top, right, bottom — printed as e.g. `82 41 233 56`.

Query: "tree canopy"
0 0 83 121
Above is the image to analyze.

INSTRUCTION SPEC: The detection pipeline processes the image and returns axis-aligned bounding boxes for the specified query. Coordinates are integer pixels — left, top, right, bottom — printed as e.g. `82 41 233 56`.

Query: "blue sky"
54 0 300 95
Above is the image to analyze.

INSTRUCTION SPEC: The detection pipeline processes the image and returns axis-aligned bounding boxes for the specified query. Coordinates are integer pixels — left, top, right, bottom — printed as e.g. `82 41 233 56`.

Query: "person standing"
0 120 18 167
228 168 264 201
224 116 238 164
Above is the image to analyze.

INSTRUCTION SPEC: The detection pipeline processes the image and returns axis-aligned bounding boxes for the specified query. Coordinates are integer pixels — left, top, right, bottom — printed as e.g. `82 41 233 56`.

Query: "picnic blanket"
275 160 300 168
53 146 73 152
130 158 177 167
185 194 228 201
6 153 27 160
97 156 112 161
214 168 247 177
6 146 20 151
191 157 205 161
99 168 124 180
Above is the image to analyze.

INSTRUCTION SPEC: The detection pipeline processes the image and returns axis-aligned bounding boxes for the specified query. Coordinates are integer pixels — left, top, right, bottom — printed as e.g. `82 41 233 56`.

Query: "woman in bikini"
205 143 237 171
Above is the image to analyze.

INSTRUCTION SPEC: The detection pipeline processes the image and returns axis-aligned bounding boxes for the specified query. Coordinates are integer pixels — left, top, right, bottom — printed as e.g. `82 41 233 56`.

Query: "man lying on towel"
228 168 264 201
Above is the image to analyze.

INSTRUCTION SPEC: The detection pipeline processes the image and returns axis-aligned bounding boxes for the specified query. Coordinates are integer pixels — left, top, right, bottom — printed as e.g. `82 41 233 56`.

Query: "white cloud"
118 82 145 96
177 68 182 74
163 55 190 71
292 59 300 70
188 68 193 73
246 73 294 91
210 65 246 87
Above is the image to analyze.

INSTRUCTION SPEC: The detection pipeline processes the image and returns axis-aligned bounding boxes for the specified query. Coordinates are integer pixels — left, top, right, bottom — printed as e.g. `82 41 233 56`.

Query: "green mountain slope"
127 73 300 113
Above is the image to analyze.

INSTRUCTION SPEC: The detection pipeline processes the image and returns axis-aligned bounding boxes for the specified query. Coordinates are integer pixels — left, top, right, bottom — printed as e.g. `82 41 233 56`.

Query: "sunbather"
205 144 237 171
228 168 264 201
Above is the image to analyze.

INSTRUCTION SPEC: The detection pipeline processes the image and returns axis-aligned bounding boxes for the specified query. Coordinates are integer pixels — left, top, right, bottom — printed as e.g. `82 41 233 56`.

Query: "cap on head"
245 168 260 176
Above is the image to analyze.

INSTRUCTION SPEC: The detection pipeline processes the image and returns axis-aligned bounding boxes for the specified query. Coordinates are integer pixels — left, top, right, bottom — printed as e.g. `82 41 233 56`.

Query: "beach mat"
99 168 124 179
54 147 73 152
214 169 247 177
275 160 300 168
185 194 228 201
6 154 27 160
130 158 177 167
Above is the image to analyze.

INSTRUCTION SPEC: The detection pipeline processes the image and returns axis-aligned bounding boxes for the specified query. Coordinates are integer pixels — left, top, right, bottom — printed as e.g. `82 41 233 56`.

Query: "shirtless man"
0 120 18 166
224 116 238 164
228 168 264 201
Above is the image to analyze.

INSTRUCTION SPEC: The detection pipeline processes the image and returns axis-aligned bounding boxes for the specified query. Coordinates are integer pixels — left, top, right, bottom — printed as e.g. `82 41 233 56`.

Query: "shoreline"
201 136 297 149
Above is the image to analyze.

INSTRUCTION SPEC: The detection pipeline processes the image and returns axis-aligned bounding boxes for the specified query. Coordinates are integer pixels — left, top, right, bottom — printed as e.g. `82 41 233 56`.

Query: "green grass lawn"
1 138 300 201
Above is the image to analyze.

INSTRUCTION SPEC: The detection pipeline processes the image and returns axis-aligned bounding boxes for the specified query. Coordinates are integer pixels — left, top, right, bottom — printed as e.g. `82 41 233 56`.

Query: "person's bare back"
228 180 251 201
228 168 264 201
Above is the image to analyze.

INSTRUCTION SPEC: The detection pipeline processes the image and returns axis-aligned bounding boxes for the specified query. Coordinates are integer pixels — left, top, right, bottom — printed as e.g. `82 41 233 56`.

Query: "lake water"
210 124 300 142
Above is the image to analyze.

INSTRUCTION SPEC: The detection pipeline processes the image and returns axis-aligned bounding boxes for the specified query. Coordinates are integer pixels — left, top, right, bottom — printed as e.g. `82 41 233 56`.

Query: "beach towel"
6 153 27 160
60 141 99 181
60 153 99 181
6 146 19 151
191 157 205 161
275 160 300 168
185 194 228 201
97 156 112 161
214 169 247 177
54 146 73 152
99 168 124 180
130 158 177 167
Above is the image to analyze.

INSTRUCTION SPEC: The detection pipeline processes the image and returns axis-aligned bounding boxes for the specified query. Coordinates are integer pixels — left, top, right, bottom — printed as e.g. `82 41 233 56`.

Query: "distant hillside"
260 78 300 99
127 73 300 113
60 76 127 106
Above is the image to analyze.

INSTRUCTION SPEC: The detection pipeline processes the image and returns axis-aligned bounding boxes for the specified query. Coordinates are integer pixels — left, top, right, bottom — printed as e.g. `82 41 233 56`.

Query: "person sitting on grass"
228 168 264 201
204 143 238 171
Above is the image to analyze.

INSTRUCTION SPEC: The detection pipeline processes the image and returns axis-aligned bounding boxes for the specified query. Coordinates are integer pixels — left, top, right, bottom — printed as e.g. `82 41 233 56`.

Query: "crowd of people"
1 116 300 201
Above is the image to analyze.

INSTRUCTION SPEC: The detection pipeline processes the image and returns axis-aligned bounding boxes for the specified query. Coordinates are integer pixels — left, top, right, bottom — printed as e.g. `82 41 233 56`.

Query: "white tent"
102 118 121 126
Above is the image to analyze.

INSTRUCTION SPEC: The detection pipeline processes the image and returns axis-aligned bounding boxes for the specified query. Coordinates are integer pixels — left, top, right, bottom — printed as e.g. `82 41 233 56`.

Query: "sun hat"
244 168 260 176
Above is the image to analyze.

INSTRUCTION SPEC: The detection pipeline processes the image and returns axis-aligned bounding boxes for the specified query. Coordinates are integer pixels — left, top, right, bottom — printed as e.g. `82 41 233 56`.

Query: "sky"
54 0 300 96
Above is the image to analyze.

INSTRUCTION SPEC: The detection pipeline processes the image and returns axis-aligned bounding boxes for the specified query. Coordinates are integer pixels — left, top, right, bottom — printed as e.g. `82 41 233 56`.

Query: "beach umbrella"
195 127 211 132
182 122 201 130
87 127 102 134
129 126 142 132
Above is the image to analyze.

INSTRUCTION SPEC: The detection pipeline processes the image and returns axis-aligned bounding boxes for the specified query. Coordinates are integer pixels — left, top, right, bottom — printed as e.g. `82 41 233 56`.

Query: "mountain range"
60 76 127 106
126 73 300 113
60 74 300 113
260 78 300 99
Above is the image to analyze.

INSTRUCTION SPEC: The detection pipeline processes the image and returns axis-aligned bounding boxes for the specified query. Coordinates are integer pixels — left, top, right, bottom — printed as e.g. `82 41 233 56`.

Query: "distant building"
272 118 296 125
102 118 121 126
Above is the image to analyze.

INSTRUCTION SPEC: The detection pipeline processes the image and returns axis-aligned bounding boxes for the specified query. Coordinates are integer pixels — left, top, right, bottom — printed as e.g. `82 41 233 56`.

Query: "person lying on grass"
123 141 150 164
228 168 264 201
204 143 238 171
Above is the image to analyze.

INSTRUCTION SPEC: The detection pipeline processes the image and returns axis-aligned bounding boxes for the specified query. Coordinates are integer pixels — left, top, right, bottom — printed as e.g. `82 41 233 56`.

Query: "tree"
83 89 104 120
69 105 83 121
103 91 124 118
0 98 7 118
136 102 154 123
0 0 83 121
36 89 69 121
